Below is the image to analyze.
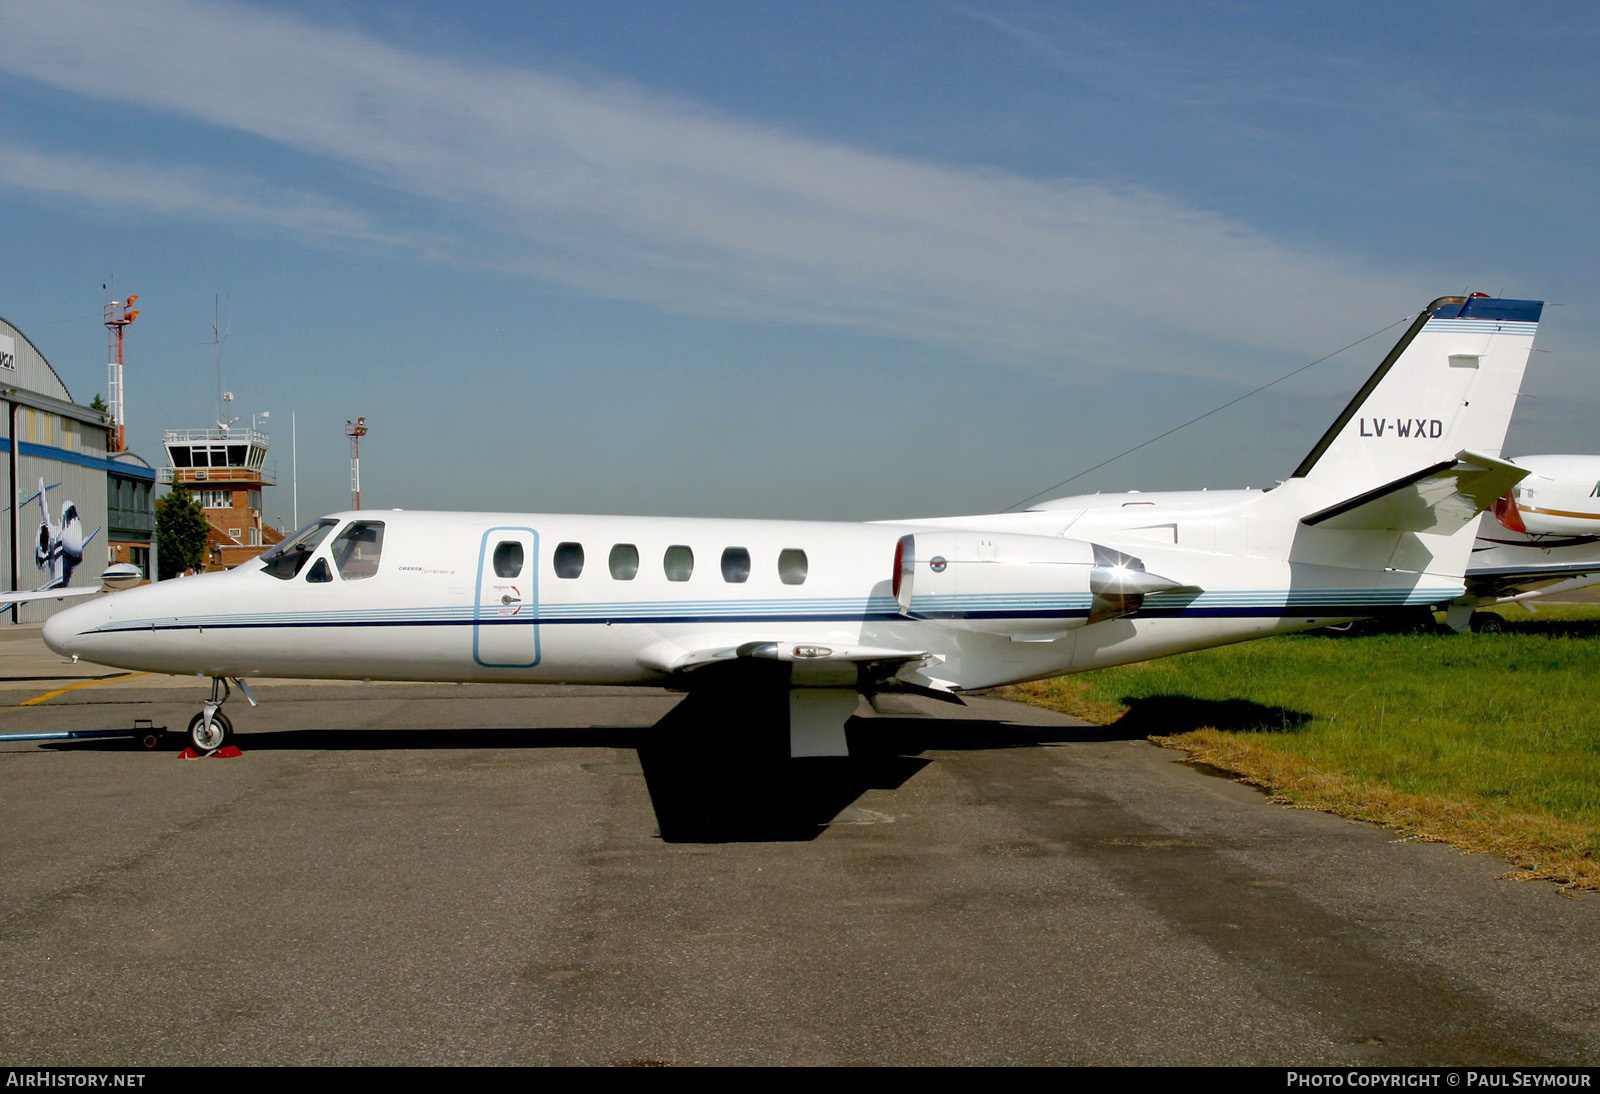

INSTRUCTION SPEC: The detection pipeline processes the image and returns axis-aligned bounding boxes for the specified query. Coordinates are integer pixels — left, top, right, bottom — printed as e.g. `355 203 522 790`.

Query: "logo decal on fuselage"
929 556 947 573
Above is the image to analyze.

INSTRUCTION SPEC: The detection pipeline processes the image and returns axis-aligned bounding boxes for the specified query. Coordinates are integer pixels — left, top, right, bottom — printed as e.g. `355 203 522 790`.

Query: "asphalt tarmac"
1 630 1597 1066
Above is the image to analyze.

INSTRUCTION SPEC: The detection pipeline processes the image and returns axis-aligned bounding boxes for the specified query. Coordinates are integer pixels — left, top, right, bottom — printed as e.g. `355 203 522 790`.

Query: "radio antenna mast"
196 294 233 428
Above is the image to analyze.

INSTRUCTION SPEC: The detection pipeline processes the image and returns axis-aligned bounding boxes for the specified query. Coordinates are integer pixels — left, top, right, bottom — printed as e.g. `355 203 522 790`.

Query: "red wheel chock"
177 745 243 759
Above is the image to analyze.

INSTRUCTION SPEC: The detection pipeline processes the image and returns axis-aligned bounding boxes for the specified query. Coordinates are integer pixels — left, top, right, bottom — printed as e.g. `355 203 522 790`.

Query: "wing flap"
657 641 930 673
1301 451 1528 534
640 640 934 689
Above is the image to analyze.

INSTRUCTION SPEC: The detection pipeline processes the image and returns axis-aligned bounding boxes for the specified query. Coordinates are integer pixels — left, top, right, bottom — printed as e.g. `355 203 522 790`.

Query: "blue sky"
1 0 1595 528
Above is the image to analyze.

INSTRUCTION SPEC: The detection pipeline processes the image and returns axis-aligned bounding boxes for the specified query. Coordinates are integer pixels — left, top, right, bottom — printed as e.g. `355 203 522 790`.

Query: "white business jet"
44 295 1543 755
1447 454 1600 631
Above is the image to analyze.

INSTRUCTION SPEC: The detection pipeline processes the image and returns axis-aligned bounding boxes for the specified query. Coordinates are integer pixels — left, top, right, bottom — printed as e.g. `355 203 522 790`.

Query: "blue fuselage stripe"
88 600 1443 636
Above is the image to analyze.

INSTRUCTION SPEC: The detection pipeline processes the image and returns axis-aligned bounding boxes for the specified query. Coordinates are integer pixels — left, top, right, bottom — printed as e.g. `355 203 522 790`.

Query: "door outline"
473 526 540 668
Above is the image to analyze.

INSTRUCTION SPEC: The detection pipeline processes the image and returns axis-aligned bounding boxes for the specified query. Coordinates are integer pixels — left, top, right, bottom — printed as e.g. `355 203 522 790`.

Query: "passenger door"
474 527 540 668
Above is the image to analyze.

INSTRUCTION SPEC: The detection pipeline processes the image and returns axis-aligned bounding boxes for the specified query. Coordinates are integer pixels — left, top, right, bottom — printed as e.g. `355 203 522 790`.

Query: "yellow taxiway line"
16 672 149 707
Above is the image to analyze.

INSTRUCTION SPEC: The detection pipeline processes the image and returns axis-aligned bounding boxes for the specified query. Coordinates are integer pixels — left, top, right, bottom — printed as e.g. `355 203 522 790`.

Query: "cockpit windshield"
258 518 337 580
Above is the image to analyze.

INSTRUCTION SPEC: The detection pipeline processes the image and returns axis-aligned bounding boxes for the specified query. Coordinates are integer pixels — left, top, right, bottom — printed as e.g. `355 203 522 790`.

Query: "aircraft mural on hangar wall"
1 479 137 614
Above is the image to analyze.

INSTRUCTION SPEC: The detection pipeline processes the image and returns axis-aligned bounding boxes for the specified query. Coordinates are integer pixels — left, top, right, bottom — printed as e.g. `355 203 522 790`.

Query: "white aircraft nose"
43 601 94 658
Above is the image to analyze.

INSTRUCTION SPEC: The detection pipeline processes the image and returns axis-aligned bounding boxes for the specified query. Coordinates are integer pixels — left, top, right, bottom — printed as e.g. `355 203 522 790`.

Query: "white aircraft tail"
1290 295 1542 499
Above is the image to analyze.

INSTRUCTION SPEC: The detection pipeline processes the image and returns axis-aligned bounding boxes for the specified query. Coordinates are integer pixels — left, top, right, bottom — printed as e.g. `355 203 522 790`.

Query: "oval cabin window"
721 547 751 583
663 545 694 582
554 542 585 579
493 541 524 578
778 548 808 585
609 543 640 581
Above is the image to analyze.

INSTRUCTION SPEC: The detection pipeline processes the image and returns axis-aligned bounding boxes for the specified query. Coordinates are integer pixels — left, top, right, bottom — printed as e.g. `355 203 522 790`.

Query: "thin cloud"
0 143 392 241
0 0 1427 373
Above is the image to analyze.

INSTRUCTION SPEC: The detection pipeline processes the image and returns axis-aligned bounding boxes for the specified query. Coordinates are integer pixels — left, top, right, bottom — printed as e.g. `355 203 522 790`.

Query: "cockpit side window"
259 519 337 580
331 521 385 581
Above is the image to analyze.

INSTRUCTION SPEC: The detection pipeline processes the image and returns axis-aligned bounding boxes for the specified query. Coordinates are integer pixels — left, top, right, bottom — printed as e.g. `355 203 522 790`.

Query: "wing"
1465 524 1600 601
1465 560 1600 601
0 564 144 610
0 585 101 610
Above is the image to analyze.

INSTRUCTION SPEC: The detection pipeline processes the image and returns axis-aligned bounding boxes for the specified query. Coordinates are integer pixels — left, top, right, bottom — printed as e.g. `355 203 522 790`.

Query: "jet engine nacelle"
1493 455 1600 537
892 531 1195 640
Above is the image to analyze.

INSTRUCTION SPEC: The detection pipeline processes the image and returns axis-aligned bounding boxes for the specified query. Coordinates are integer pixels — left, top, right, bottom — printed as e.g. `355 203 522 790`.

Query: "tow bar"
0 718 168 749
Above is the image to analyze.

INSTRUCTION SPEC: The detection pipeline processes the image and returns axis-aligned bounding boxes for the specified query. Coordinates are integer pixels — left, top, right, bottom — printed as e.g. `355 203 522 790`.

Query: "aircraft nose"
43 601 94 658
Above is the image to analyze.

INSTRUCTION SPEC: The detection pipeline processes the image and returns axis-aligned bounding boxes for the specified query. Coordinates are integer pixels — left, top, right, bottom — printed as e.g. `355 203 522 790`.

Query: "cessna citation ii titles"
45 295 1544 755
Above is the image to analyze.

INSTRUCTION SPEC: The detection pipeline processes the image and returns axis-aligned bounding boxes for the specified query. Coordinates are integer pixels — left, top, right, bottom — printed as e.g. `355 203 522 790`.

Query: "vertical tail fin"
1291 295 1542 497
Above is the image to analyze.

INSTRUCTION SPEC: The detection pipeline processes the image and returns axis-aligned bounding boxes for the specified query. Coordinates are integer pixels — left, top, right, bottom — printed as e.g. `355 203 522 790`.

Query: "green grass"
996 604 1600 888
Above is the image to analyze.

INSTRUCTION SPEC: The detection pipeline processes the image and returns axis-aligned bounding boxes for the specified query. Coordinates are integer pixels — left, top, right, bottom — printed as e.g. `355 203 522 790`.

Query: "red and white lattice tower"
104 294 139 452
345 417 368 510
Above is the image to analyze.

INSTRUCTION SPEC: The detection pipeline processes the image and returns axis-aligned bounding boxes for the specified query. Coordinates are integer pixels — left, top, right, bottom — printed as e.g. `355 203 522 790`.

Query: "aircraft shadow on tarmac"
633 694 1122 844
39 692 1134 844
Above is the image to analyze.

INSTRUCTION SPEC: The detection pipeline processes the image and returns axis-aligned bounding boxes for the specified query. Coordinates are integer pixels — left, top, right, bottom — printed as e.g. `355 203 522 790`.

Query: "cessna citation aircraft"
44 294 1543 756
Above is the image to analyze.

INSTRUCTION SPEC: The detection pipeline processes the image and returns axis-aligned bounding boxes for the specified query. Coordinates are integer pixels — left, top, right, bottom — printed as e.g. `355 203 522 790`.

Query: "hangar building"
1 314 156 623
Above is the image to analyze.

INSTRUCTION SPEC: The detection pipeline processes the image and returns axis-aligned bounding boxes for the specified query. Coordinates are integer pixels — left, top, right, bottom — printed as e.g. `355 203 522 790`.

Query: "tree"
89 393 108 413
156 483 209 579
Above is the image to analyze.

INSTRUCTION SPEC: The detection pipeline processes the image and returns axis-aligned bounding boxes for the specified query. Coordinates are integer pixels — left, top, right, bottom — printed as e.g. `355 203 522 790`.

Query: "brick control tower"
160 420 282 571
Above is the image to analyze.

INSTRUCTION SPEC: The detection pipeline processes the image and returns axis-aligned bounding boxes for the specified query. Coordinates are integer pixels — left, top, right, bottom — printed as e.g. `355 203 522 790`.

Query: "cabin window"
260 518 337 580
554 541 585 579
721 547 751 583
663 545 694 582
331 520 384 581
306 558 332 583
778 548 808 585
609 543 639 581
493 541 524 578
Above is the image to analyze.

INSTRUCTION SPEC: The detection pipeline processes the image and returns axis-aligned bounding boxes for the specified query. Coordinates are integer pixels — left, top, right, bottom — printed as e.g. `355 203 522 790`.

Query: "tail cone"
1493 492 1527 533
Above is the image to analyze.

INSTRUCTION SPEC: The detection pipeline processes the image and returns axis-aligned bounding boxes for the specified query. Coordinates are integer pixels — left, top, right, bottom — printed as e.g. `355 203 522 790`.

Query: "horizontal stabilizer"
1301 451 1528 534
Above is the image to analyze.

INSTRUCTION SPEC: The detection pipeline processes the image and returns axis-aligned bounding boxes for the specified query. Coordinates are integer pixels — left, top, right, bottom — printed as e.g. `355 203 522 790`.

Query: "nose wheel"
187 709 233 753
187 677 257 754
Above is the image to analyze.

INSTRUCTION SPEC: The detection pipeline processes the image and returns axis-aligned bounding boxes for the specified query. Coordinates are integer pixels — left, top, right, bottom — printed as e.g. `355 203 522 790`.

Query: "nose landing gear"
187 677 258 754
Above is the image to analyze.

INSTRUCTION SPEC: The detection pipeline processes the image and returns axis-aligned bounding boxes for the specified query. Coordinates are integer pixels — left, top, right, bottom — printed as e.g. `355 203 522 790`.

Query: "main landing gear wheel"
1470 611 1506 634
187 710 233 754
